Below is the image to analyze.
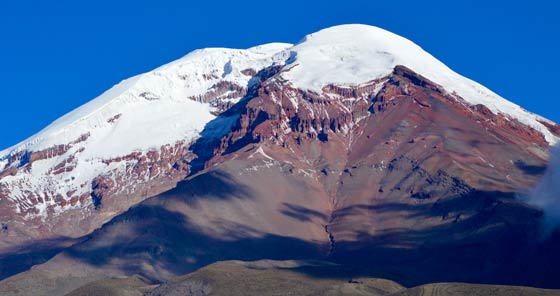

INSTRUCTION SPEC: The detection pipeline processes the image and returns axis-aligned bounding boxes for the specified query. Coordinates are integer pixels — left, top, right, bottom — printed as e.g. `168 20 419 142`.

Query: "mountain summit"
1 25 559 295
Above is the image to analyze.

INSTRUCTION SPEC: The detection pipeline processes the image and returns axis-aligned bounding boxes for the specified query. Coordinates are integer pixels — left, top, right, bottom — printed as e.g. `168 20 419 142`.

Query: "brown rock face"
1 133 90 170
0 65 558 295
539 119 560 137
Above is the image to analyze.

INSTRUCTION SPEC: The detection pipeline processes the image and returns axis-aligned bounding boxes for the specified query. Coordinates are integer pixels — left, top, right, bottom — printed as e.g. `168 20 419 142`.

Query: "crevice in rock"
324 224 335 257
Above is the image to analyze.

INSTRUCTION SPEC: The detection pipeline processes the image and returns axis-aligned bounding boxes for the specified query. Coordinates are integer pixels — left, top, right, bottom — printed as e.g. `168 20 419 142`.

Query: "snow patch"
0 43 291 159
249 146 274 161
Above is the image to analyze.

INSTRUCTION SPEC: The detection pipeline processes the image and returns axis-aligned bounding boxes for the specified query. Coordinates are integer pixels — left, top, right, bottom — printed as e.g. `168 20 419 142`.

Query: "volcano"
1 25 559 295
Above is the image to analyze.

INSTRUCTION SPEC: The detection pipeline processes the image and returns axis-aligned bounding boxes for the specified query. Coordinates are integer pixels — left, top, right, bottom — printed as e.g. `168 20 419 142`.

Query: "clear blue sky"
1 0 559 150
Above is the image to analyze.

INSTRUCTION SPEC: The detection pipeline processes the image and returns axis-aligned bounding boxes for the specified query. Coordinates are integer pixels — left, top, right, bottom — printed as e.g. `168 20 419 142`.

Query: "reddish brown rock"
539 119 560 137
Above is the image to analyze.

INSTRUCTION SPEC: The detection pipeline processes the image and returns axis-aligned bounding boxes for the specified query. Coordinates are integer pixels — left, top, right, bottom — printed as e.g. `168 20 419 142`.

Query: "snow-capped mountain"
0 25 560 295
1 25 559 286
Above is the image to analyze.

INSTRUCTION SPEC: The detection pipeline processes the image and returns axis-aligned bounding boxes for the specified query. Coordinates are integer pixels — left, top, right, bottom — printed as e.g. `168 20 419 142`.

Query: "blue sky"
1 0 559 150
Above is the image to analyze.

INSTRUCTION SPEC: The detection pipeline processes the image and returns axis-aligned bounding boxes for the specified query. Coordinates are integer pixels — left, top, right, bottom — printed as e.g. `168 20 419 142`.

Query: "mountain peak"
277 24 557 144
299 24 407 42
